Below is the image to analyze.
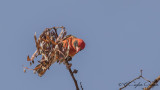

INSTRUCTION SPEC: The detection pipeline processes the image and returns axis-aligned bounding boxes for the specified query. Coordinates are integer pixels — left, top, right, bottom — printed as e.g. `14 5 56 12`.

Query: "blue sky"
0 0 160 90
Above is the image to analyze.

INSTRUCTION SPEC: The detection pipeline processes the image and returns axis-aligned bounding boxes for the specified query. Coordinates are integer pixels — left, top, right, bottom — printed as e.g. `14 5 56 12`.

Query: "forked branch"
119 70 151 90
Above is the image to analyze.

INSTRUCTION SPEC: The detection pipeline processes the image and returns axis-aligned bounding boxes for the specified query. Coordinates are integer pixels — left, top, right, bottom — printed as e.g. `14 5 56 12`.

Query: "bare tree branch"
143 76 160 90
65 59 79 90
119 70 151 90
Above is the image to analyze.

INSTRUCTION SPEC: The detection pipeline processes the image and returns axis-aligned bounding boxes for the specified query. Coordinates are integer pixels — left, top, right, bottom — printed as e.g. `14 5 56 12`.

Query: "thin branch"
144 76 160 90
80 82 84 90
119 70 151 90
119 75 141 90
65 59 79 90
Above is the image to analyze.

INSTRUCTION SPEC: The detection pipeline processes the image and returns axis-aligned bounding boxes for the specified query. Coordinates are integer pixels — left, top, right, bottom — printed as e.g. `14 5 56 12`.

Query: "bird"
62 35 85 57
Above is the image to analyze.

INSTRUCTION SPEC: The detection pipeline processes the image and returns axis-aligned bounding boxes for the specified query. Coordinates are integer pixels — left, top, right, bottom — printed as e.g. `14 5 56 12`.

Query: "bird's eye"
73 40 78 48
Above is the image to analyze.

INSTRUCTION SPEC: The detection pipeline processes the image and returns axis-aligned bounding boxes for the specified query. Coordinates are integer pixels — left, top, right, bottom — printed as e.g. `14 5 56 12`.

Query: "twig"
119 70 151 90
80 82 84 90
65 59 79 90
143 76 160 90
119 75 141 90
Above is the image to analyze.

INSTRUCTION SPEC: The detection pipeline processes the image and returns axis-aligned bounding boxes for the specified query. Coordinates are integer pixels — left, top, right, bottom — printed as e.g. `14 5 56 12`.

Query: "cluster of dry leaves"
24 26 73 76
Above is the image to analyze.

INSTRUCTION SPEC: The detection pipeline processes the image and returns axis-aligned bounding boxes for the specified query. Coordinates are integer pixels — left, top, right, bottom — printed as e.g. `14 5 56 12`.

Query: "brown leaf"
46 35 57 45
32 60 34 64
24 68 26 73
27 55 31 61
30 62 32 66
33 70 36 74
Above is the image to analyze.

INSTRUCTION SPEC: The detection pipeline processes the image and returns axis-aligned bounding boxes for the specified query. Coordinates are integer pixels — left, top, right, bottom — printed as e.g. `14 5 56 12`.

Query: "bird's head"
73 39 85 53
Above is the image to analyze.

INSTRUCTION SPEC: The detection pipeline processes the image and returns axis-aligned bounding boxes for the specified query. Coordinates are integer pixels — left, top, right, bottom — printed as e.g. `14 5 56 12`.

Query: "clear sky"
0 0 160 90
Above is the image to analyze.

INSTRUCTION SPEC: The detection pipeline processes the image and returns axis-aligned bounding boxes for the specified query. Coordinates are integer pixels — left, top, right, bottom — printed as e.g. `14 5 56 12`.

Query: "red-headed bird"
62 35 85 57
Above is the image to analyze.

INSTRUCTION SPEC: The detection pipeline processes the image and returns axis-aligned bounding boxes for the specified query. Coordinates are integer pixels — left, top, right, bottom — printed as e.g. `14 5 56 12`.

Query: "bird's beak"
76 47 80 53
